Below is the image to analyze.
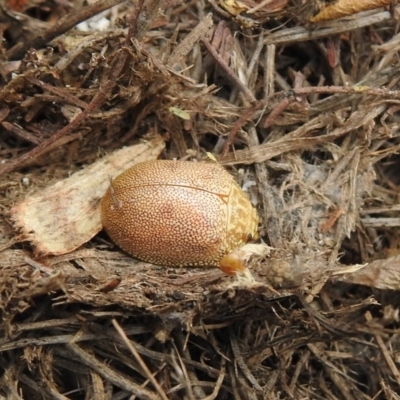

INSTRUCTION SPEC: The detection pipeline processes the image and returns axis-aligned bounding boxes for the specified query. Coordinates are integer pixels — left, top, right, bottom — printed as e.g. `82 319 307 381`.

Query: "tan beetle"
101 160 259 274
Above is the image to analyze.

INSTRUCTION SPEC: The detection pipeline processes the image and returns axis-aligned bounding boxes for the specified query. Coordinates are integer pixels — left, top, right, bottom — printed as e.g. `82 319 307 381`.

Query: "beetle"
101 160 259 274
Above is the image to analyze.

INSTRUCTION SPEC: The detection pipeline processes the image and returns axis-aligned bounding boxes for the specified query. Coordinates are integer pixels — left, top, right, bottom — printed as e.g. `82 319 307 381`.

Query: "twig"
264 7 400 45
25 77 89 109
2 122 41 145
248 125 285 248
289 350 311 392
229 328 263 392
67 342 158 400
112 319 169 400
202 38 256 104
262 96 292 128
365 311 400 386
221 102 263 156
264 44 275 98
203 358 226 400
128 0 164 42
170 339 196 400
246 32 264 84
168 13 214 66
207 0 231 18
7 0 126 60
221 84 400 157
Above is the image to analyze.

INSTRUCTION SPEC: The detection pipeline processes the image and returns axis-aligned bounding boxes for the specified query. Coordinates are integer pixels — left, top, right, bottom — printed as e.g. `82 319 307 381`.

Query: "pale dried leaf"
11 136 165 256
311 0 392 23
338 255 400 290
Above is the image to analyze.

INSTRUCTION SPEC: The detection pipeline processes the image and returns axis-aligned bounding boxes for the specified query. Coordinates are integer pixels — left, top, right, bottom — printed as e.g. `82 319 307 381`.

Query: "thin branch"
7 0 126 60
202 38 257 104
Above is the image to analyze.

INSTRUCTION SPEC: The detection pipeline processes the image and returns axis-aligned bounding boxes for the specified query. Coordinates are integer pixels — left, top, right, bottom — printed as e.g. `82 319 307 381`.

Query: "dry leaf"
338 256 400 290
11 136 165 256
220 0 250 16
310 0 392 23
168 107 191 120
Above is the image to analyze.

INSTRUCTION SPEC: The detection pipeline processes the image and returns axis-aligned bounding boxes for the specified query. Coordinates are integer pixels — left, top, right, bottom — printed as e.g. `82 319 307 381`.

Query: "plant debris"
1 0 400 398
310 0 393 23
11 136 164 255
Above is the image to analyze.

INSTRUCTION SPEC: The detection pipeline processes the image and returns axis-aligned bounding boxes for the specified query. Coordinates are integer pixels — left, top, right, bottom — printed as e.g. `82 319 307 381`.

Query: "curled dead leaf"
310 0 392 23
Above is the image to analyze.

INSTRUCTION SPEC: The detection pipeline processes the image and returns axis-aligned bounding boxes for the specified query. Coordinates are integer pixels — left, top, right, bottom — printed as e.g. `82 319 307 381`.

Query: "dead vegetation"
1 0 400 398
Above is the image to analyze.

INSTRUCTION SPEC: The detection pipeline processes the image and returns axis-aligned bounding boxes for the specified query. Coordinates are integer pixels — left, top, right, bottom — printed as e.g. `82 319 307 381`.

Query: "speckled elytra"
101 160 259 273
